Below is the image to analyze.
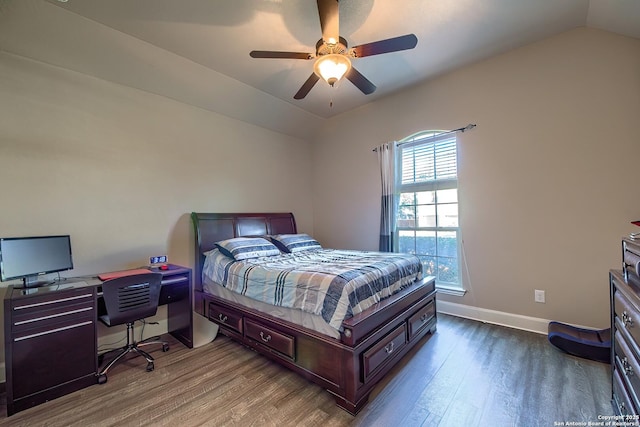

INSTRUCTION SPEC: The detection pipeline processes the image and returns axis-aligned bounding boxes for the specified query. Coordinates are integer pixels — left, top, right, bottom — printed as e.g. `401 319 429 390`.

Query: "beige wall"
0 52 314 374
311 27 640 329
1 25 639 380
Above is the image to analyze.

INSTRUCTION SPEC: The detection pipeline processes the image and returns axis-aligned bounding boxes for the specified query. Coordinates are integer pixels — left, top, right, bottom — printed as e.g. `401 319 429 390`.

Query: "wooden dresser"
611 237 640 415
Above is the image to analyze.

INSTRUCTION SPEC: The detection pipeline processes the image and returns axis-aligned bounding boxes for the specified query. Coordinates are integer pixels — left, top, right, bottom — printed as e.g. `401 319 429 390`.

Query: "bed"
191 212 437 414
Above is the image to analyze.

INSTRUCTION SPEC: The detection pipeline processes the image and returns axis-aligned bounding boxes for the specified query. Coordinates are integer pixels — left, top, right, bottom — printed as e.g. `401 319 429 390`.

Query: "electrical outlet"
534 289 545 303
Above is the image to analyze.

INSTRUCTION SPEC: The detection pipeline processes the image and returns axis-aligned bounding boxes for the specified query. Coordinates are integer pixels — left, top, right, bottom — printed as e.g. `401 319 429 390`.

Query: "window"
395 131 462 291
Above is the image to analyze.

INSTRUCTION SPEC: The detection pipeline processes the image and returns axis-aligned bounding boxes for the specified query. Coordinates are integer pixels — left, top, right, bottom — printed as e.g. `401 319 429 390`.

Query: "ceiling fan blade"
294 73 321 99
346 67 376 95
352 34 418 57
250 51 313 60
317 0 339 44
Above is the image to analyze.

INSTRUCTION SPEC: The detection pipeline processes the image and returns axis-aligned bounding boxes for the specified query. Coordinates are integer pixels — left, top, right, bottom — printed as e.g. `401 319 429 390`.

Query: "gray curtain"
377 142 396 252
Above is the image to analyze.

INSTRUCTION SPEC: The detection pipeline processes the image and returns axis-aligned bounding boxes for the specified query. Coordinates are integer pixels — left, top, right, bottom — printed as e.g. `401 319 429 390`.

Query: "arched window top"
399 130 447 144
397 130 457 185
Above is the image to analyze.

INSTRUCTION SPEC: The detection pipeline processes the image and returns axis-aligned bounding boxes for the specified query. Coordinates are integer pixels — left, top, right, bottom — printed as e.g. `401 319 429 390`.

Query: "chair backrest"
101 273 162 326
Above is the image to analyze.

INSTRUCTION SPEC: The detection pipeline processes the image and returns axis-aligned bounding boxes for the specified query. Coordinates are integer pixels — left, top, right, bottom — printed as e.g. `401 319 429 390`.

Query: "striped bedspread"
202 248 423 331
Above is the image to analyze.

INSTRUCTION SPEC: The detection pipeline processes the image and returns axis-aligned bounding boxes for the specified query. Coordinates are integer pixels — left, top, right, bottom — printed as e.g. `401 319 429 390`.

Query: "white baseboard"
436 300 551 335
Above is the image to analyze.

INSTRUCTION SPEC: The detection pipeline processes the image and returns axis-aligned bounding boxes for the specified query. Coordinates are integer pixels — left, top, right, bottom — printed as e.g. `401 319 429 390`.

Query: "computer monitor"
0 235 74 288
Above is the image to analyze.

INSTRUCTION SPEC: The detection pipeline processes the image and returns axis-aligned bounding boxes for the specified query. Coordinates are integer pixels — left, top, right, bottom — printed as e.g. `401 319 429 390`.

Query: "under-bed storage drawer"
245 318 295 359
209 302 243 334
362 323 407 383
408 300 435 341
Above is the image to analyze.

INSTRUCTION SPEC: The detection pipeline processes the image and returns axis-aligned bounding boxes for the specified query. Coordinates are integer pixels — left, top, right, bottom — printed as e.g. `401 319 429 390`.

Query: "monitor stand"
22 275 53 288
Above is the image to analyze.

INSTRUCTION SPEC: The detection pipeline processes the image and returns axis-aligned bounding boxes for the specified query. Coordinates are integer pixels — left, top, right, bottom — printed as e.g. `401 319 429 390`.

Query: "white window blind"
400 134 457 185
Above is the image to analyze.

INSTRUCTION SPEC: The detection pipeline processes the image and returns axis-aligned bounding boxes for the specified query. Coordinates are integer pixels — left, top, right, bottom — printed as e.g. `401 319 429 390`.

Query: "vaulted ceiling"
1 0 639 139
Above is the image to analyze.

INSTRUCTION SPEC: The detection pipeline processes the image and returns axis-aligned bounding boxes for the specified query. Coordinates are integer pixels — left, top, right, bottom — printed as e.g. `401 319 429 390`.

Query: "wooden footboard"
194 277 436 414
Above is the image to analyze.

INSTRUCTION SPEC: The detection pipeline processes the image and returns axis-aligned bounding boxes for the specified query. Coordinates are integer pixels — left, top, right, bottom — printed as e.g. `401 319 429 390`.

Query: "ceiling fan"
249 0 418 100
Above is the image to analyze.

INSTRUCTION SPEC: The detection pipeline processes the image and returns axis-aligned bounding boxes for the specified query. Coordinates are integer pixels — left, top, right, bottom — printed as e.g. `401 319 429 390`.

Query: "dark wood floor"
0 314 612 426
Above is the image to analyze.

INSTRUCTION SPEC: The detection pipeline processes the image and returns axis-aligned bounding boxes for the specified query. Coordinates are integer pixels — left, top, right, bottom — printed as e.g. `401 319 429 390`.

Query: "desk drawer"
244 318 295 359
12 289 94 312
12 302 94 336
11 290 95 334
362 323 407 383
209 302 242 333
159 281 189 305
11 319 95 400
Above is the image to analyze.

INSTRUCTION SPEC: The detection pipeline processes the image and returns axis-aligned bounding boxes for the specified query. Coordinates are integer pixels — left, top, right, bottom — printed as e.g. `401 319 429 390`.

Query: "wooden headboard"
190 212 297 290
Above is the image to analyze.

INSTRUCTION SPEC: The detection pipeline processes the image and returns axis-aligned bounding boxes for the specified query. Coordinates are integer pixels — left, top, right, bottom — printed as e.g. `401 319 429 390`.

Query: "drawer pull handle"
623 311 634 328
14 293 93 310
161 277 187 285
619 401 626 413
14 321 93 341
260 332 272 343
14 306 93 326
218 314 228 323
622 358 635 377
420 314 428 322
385 342 395 354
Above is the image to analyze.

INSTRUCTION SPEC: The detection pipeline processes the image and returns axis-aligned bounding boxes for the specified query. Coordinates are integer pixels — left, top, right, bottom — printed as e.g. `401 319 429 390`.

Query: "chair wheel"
146 362 154 372
97 374 107 384
162 343 169 352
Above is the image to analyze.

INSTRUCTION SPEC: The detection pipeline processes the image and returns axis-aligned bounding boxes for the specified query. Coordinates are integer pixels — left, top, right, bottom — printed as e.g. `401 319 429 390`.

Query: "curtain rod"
372 123 476 152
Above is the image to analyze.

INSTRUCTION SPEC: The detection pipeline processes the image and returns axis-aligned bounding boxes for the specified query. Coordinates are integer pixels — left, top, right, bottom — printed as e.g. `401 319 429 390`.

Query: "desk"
3 264 193 416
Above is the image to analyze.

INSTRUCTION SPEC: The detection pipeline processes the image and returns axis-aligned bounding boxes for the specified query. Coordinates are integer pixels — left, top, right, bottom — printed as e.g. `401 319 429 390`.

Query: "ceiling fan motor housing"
316 37 349 56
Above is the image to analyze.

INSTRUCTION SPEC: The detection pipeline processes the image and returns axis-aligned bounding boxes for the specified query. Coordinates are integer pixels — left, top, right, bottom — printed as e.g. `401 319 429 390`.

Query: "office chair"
97 273 169 384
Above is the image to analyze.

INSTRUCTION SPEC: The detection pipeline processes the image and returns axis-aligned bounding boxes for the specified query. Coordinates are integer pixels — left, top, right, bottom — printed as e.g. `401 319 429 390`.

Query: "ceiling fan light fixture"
313 54 351 86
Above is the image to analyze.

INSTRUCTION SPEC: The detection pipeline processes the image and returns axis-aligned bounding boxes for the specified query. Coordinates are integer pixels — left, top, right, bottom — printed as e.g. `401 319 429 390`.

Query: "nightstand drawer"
244 318 295 359
209 302 242 333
